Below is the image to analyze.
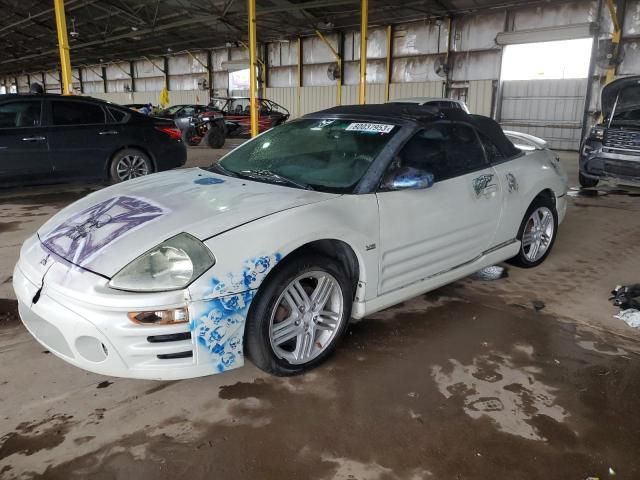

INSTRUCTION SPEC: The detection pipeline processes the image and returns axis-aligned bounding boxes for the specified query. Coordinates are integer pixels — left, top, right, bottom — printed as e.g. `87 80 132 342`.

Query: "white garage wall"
500 79 588 150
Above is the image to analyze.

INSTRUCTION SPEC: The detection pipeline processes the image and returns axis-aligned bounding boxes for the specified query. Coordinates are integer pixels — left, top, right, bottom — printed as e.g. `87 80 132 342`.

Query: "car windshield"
213 118 399 193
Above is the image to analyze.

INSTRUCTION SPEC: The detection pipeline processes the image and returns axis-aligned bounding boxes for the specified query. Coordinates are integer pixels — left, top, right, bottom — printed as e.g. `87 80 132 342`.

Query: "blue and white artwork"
194 177 225 185
191 253 281 372
41 196 167 266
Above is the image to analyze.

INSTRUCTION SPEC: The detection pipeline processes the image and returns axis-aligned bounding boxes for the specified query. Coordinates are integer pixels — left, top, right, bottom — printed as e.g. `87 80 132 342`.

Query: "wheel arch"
280 239 361 291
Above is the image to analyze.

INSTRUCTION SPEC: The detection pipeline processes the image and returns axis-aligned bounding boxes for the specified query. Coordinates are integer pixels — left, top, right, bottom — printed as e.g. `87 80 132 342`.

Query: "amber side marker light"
128 307 189 325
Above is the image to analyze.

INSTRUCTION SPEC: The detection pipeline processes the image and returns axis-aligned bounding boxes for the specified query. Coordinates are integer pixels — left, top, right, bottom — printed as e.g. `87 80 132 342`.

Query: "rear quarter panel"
492 149 568 245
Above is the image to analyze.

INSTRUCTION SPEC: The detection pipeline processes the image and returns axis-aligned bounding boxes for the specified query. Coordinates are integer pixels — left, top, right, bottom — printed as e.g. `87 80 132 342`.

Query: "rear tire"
508 195 558 268
181 127 201 146
579 172 599 188
245 254 353 376
109 148 152 183
205 123 226 149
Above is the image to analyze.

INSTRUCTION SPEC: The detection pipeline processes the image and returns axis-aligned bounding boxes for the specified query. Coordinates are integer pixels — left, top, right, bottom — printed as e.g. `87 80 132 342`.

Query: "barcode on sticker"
345 123 395 134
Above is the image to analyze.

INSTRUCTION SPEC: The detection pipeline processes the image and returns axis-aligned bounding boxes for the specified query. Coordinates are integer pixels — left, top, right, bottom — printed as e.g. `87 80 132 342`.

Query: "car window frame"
106 105 131 124
481 133 526 166
47 99 106 127
376 120 491 191
0 99 44 130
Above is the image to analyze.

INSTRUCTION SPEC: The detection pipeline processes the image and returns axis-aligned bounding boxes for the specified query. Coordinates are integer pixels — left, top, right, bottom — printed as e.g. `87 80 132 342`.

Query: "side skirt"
351 240 520 319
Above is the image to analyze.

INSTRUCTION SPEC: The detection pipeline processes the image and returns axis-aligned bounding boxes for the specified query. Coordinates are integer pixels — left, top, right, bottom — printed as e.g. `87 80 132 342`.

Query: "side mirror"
388 167 434 191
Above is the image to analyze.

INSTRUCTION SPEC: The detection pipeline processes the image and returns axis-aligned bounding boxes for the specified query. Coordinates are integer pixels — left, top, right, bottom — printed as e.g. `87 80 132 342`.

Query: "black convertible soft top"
312 104 521 158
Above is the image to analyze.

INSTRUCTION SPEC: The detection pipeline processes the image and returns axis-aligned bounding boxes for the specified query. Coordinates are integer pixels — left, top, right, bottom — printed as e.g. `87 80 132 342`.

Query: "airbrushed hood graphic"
37 168 338 277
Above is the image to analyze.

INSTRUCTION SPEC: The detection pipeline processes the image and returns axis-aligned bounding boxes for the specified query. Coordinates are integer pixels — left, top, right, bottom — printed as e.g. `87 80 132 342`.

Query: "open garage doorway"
499 38 593 150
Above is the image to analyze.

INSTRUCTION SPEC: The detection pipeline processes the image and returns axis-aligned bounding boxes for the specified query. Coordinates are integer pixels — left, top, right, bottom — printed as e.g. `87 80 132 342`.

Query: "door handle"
99 130 119 135
22 136 46 142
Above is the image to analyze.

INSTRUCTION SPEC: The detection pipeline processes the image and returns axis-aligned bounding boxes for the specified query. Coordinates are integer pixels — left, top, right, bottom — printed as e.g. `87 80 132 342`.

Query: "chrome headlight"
109 233 215 292
589 126 605 141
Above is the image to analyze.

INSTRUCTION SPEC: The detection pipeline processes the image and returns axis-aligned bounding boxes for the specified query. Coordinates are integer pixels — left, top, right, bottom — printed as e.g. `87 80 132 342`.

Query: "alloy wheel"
269 271 344 365
116 155 149 181
521 206 554 262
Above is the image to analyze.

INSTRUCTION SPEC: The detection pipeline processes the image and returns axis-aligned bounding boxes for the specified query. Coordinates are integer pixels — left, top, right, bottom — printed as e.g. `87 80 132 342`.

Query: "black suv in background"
0 94 186 185
580 76 640 187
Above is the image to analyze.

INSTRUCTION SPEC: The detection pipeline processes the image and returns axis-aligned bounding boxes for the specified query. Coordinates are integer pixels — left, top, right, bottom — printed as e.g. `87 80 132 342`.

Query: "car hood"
602 75 640 119
37 168 338 277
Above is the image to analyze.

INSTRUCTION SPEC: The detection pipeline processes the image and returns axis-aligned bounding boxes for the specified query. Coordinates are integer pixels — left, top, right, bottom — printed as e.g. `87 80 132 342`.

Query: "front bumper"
556 194 567 225
12 239 246 380
580 142 640 183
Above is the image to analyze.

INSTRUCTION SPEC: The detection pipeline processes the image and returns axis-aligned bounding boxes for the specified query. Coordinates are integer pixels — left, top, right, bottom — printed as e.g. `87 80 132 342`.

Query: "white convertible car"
13 104 567 380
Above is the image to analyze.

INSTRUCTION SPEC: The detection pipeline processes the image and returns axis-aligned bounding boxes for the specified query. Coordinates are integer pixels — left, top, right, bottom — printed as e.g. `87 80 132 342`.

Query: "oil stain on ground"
36 292 640 480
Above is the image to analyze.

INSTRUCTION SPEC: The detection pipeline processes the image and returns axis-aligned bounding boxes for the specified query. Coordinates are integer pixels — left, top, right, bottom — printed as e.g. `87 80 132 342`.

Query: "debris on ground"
610 284 640 310
469 265 509 281
531 300 545 311
614 309 640 329
610 285 640 328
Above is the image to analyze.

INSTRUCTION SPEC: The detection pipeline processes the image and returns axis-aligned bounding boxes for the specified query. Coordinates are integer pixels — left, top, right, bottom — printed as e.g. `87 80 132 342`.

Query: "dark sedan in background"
0 94 186 185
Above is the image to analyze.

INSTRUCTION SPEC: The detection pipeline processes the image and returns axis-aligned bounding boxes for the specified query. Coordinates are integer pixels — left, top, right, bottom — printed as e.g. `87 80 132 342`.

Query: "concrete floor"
1 148 640 480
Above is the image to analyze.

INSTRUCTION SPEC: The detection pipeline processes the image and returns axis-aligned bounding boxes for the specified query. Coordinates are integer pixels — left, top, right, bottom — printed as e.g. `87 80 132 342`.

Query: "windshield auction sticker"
346 123 395 134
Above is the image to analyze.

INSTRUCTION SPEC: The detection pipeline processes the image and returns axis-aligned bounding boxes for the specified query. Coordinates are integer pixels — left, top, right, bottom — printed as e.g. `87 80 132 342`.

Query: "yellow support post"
315 30 341 105
297 37 302 118
359 0 368 104
605 0 621 85
245 0 259 140
385 25 392 102
53 0 73 95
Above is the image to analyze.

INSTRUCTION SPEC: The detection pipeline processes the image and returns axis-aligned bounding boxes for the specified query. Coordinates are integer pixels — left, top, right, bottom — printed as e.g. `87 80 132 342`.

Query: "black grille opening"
157 351 193 360
604 129 640 151
147 332 191 343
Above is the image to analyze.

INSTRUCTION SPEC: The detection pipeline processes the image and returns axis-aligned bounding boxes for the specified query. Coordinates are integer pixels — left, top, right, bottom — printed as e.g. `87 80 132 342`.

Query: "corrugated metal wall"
468 80 494 117
500 79 588 150
8 0 637 152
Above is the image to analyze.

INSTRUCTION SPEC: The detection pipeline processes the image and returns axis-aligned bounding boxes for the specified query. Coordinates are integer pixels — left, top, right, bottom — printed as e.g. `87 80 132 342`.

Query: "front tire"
579 172 599 188
508 196 558 268
109 148 152 183
245 254 353 376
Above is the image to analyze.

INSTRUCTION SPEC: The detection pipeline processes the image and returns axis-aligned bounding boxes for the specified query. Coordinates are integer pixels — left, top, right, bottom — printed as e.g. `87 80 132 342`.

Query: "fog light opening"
128 307 189 325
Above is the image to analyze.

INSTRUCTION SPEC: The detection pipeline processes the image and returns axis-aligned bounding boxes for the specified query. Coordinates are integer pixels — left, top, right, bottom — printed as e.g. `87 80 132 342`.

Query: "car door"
0 98 52 182
376 121 503 295
47 99 119 179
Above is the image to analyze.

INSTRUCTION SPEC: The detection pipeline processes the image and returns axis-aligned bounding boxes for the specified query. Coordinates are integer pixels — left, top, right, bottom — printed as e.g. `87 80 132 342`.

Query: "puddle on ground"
0 189 97 209
0 415 74 461
34 295 640 480
0 221 23 234
567 188 608 197
0 299 18 327
469 265 508 281
568 186 640 198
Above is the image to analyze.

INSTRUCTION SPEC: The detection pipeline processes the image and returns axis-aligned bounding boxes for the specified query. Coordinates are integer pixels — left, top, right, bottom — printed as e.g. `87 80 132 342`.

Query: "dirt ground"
1 148 639 480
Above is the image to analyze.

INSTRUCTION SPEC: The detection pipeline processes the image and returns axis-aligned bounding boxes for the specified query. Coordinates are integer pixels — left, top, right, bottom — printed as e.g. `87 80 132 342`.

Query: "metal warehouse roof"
0 0 549 76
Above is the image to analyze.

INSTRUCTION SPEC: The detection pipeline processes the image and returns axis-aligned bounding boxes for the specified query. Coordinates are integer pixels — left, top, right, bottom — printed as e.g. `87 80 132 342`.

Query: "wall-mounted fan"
327 62 341 81
434 55 449 78
197 78 208 90
595 38 624 70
